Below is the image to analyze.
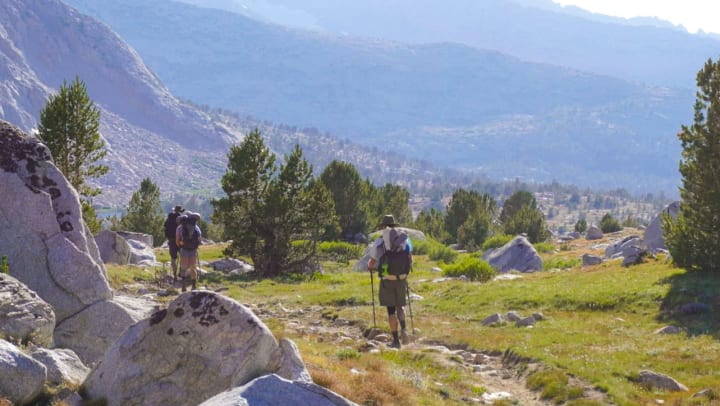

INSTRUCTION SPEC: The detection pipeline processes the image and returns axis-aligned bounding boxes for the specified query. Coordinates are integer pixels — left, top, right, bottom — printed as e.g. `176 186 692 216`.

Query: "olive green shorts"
379 278 408 307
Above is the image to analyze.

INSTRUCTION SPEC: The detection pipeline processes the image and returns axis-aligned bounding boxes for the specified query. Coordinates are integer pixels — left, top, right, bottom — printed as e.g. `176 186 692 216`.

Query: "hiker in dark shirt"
164 205 184 280
368 215 413 349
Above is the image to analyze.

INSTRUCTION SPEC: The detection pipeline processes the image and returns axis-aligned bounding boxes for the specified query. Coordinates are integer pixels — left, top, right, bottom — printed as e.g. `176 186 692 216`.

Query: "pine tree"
663 58 720 272
212 130 336 276
319 160 364 240
501 190 549 243
118 178 165 246
444 189 497 247
38 77 108 230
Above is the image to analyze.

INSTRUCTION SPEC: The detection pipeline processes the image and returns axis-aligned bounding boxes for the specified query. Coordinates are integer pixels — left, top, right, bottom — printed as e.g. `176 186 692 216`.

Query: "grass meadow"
107 231 720 405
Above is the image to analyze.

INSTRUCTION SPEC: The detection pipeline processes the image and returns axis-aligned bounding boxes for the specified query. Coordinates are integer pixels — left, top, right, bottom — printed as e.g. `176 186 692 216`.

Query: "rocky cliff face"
0 0 237 205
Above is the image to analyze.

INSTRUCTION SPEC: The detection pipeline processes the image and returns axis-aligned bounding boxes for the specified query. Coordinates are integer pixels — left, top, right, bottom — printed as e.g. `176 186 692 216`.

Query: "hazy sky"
552 0 720 34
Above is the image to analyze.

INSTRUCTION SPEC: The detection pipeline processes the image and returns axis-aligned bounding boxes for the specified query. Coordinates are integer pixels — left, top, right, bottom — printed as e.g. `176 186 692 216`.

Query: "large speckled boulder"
83 291 283 406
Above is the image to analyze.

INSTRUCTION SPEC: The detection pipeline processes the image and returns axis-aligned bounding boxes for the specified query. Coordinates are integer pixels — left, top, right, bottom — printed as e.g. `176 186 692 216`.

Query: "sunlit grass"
106 236 720 406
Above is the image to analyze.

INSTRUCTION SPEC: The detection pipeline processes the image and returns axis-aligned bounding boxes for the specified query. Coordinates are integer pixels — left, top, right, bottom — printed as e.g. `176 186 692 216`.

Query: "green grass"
106 243 720 406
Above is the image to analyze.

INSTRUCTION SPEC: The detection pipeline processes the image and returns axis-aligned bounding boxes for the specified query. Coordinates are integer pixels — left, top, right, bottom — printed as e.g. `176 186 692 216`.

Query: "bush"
317 241 364 263
481 234 513 251
411 239 430 255
429 244 459 264
599 213 621 233
442 256 496 281
543 257 581 270
533 242 554 254
574 218 587 233
0 256 8 274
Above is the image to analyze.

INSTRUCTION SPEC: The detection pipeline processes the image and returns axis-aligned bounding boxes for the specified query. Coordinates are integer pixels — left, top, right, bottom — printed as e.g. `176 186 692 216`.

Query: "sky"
552 0 720 34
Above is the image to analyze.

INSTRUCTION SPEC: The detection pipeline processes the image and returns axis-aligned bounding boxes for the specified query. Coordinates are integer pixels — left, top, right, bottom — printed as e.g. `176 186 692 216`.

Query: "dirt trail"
250 301 611 405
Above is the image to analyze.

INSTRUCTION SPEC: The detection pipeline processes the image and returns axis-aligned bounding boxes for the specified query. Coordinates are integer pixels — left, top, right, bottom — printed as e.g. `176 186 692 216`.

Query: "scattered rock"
585 225 604 240
482 313 504 326
639 370 688 392
198 373 358 406
483 235 542 273
28 346 90 386
0 339 47 405
0 273 55 346
582 254 603 266
654 326 682 335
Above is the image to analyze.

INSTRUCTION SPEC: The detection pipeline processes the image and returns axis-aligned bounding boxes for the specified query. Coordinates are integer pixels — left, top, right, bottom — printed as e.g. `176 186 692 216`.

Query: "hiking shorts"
379 278 407 307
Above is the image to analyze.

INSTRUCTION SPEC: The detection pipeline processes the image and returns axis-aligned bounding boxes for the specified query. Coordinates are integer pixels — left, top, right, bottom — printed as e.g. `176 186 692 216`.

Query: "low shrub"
411 239 430 255
543 257 581 270
429 244 458 264
317 241 364 263
481 234 513 251
442 256 496 281
533 242 554 253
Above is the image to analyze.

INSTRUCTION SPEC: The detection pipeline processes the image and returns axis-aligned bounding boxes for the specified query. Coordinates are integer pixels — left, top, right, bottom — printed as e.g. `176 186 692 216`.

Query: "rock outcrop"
0 121 152 363
644 201 680 251
95 230 132 265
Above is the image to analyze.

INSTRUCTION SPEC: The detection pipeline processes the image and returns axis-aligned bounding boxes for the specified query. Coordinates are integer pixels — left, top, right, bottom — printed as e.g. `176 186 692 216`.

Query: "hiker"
164 205 184 280
367 214 413 348
176 211 202 291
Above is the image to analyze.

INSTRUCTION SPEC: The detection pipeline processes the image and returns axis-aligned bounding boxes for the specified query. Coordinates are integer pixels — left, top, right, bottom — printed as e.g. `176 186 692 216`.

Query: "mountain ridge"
62 0 696 194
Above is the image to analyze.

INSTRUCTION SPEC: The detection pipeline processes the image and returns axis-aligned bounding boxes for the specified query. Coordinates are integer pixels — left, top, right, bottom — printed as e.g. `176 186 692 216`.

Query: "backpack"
181 224 200 250
378 228 411 276
180 213 201 250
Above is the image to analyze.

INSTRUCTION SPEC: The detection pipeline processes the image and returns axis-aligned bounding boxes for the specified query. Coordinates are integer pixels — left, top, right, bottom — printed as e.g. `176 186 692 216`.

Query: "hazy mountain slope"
0 0 241 206
0 0 453 207
63 0 693 194
178 0 720 89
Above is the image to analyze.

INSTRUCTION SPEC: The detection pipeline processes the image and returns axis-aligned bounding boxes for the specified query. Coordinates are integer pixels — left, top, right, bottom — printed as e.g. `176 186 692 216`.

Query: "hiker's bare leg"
397 306 409 344
388 313 398 332
397 306 406 329
190 261 197 290
387 306 401 347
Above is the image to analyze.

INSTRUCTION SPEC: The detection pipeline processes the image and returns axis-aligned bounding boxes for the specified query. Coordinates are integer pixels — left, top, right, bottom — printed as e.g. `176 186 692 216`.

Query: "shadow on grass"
656 270 720 338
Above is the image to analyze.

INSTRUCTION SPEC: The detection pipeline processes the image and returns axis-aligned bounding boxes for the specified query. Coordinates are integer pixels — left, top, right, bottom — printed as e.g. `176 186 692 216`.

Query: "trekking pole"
406 283 415 334
370 269 377 328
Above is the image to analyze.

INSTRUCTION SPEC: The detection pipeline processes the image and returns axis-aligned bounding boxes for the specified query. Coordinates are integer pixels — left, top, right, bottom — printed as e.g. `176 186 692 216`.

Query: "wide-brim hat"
173 205 184 213
379 214 399 228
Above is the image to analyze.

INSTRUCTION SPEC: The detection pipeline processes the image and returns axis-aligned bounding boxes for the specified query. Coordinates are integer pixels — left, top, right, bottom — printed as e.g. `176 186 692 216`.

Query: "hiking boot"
388 339 401 349
401 329 410 345
191 280 197 290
